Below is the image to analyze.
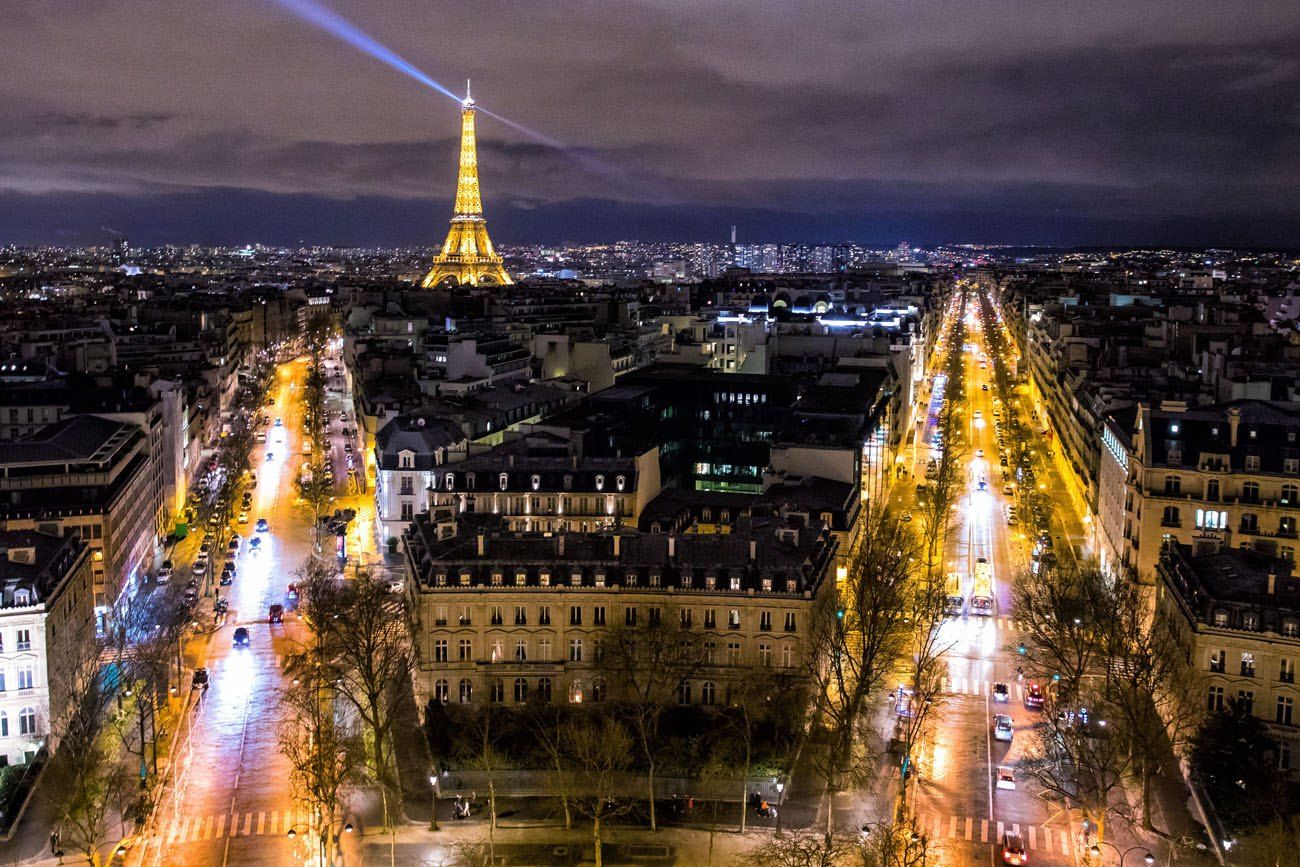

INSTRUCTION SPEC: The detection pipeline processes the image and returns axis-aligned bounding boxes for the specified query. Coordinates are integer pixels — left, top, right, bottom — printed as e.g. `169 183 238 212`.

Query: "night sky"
3 0 1299 248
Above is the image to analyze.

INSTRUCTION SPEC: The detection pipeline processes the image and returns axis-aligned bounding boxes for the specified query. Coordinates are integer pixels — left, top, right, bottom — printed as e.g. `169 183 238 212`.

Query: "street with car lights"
133 353 378 867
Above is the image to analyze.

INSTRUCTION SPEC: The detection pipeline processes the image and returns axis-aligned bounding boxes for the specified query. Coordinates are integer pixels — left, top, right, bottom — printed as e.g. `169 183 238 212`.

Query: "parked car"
191 668 210 690
157 561 173 584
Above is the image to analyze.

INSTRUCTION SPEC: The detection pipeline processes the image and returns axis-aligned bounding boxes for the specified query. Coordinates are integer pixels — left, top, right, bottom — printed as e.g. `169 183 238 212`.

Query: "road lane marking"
257 811 265 835
1011 822 1020 837
215 813 226 839
980 819 989 842
965 817 973 840
269 811 279 835
949 815 958 839
242 812 252 836
996 820 1005 841
202 815 214 840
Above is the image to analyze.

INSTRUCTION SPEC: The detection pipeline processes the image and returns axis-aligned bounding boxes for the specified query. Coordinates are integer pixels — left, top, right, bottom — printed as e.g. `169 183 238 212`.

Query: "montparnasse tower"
422 81 513 288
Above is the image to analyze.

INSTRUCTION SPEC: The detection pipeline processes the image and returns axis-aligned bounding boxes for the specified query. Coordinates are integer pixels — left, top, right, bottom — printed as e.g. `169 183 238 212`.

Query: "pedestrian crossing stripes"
160 809 303 845
910 812 1075 854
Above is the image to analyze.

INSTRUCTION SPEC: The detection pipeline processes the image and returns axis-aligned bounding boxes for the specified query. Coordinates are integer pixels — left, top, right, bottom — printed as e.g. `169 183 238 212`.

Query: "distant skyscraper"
422 81 512 289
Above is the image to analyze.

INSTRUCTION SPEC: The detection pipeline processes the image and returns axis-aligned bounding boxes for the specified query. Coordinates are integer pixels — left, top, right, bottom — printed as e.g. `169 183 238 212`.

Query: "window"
433 679 449 704
400 501 414 521
1281 659 1296 683
729 576 741 591
1242 482 1260 503
727 609 741 629
1207 686 1224 712
593 639 605 663
1161 506 1180 527
515 640 527 661
569 639 583 662
491 606 504 626
513 678 529 704
784 612 797 633
1277 696 1294 726
1164 475 1181 496
490 678 504 703
0 671 6 692
593 606 606 626
592 678 606 702
648 608 661 627
703 641 716 664
18 707 35 736
1246 455 1260 471
1281 517 1297 537
539 639 551 659
781 644 794 668
458 607 471 626
537 677 553 703
1241 513 1258 533
677 681 691 704
727 642 741 665
459 679 473 703
704 610 717 629
1206 479 1220 501
680 609 693 628
758 643 772 667
434 640 448 663
1281 744 1293 772
701 681 716 705
759 611 772 631
569 606 582 626
625 607 637 626
399 453 414 469
538 606 551 626
1209 650 1225 673
458 639 473 661
1283 484 1299 505
399 476 414 496
0 711 6 737
569 681 584 703
1237 690 1255 715
515 606 527 626
499 473 509 491
490 640 504 662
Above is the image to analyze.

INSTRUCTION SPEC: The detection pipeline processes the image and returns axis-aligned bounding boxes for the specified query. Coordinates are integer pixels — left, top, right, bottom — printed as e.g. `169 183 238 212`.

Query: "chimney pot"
1268 572 1276 595
558 533 565 556
668 534 676 559
613 534 621 558
476 533 485 557
749 539 757 561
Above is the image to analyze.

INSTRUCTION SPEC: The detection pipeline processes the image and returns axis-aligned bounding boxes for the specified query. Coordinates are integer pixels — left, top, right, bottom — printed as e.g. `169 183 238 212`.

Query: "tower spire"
421 82 511 289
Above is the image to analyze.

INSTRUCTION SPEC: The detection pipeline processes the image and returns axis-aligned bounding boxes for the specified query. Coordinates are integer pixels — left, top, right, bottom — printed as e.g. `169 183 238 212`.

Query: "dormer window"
531 474 541 491
515 570 527 587
539 569 552 587
761 577 772 592
682 573 692 588
595 475 606 491
491 570 503 586
786 578 797 593
649 572 661 588
444 472 454 491
615 475 626 491
399 452 414 469
563 474 573 490
570 570 583 587
1169 422 1180 434
499 473 509 491
13 589 30 606
729 576 741 591
595 570 606 588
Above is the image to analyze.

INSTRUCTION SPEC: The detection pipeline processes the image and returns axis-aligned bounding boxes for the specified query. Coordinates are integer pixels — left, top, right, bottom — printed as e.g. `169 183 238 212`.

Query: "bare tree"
849 822 939 867
300 568 412 827
740 830 851 867
598 602 705 830
564 715 635 867
804 505 916 842
525 702 573 829
279 652 358 867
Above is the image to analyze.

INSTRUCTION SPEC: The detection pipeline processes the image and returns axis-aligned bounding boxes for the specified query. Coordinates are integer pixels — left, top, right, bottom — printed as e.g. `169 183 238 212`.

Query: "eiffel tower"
422 81 513 288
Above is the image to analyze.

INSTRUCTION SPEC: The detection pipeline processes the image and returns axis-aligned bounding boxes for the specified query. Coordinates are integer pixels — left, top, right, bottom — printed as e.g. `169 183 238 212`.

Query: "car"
982 383 989 390
219 572 233 586
233 627 250 647
977 480 988 491
976 449 984 457
237 511 249 524
193 553 209 571
227 536 240 551
269 604 284 624
248 471 257 485
900 512 913 523
275 418 283 426
993 714 1014 742
266 452 274 461
973 410 982 419
342 441 353 453
255 518 269 533
992 682 1010 702
1025 683 1045 709
286 583 299 599
248 536 261 549
157 561 173 584
1001 831 1027 865
199 541 211 555
385 580 405 594
191 668 210 690
995 766 1016 790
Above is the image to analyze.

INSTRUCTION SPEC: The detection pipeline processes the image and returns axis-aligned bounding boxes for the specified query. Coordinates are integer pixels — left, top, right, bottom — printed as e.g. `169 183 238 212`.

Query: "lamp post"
428 770 441 831
287 817 354 867
1089 839 1155 867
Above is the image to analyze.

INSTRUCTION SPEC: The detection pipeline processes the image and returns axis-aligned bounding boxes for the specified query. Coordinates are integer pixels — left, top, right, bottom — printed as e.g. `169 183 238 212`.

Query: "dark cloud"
2 0 1299 244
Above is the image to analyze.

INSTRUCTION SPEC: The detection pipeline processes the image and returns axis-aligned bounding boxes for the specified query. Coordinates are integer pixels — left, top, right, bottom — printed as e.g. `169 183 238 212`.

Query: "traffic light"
1017 643 1026 655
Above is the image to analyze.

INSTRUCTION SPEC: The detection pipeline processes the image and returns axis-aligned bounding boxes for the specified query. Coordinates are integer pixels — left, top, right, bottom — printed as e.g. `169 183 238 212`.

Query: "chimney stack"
558 533 565 556
749 539 757 561
476 533 485 557
613 533 621 559
668 534 676 559
1228 406 1241 447
1268 572 1276 595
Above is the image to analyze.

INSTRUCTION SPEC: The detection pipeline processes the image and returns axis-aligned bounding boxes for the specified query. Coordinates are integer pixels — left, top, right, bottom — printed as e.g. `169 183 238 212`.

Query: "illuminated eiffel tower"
422 81 513 288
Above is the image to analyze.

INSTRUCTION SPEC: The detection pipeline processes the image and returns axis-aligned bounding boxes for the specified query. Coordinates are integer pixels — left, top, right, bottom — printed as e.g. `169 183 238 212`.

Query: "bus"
970 557 994 616
945 572 965 615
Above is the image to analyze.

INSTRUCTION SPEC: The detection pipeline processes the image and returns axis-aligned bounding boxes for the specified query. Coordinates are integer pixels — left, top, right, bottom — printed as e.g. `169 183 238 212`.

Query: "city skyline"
4 1 1300 248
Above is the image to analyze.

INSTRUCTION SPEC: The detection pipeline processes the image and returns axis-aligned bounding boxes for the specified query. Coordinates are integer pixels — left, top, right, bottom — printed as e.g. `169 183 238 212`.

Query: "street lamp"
429 770 443 831
1089 840 1155 867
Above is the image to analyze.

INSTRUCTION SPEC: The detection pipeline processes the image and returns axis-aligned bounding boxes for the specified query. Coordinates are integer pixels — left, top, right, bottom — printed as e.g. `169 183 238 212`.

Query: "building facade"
402 513 837 710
